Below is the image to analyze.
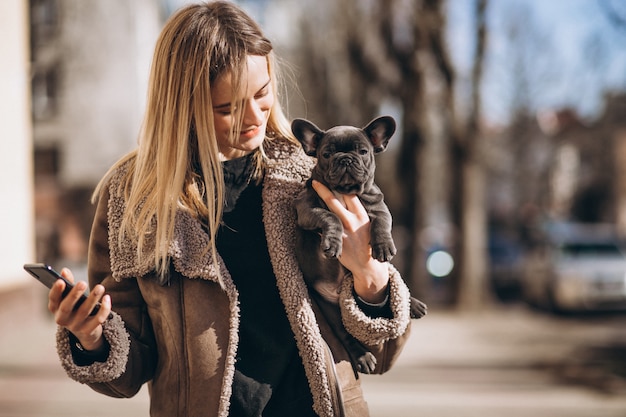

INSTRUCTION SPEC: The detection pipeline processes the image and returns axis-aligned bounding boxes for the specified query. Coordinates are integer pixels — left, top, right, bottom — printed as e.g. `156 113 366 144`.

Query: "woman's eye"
217 105 239 116
255 88 268 99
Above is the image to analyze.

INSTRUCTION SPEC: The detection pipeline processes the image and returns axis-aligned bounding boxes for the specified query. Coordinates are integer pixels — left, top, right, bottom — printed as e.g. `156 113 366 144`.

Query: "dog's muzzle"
326 155 368 193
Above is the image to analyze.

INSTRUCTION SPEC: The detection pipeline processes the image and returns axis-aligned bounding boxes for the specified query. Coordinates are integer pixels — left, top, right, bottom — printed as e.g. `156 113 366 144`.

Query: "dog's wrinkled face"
316 126 373 194
291 116 396 195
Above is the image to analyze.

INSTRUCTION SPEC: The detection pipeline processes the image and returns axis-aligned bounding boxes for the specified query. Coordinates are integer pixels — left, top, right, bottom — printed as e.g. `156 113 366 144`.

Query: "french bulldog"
292 116 427 374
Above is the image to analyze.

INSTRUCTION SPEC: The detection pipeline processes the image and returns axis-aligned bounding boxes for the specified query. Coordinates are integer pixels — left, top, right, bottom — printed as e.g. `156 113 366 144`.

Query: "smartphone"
23 263 112 319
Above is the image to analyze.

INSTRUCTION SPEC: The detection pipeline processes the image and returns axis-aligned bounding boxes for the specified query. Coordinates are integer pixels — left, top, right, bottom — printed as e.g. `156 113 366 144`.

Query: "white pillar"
0 0 35 289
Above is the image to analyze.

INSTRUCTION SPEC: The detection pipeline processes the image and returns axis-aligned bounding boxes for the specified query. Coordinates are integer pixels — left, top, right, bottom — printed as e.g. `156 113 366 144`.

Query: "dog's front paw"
356 352 377 374
321 235 342 259
371 240 397 262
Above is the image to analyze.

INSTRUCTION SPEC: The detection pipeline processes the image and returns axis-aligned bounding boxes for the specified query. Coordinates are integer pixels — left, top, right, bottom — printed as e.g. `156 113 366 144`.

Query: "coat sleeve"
338 263 412 374
55 185 158 398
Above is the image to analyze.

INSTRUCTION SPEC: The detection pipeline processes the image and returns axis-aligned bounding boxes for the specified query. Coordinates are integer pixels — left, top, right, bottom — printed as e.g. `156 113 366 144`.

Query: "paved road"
1 298 625 417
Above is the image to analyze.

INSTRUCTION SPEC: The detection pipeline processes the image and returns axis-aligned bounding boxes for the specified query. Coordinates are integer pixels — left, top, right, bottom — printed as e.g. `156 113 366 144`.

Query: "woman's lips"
240 126 261 139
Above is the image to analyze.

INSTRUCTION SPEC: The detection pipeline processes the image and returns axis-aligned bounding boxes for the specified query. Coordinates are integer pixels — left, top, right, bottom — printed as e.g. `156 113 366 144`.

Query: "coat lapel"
262 139 335 417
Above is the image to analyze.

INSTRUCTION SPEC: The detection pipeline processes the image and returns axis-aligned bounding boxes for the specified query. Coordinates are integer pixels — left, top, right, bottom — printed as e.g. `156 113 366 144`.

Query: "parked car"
522 222 626 312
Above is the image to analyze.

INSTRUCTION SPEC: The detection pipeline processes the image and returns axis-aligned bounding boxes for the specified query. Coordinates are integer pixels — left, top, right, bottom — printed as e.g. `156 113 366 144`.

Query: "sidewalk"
0 283 150 417
362 306 626 417
1 284 625 417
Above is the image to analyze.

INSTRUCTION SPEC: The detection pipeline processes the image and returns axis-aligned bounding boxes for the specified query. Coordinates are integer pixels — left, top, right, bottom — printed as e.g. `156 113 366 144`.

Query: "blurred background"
1 0 626 416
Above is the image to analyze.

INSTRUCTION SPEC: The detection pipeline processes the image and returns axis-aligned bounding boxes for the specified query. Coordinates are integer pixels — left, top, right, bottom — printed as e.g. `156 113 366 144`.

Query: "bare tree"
600 0 626 31
449 0 490 310
292 0 497 310
293 0 447 299
488 3 559 241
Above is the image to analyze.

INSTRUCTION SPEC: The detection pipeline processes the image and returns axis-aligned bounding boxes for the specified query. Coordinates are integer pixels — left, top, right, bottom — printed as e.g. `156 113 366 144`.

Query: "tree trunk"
456 160 489 309
450 0 490 310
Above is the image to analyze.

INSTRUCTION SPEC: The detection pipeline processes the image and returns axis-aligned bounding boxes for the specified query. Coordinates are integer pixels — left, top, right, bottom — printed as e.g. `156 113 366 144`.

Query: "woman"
48 2 413 416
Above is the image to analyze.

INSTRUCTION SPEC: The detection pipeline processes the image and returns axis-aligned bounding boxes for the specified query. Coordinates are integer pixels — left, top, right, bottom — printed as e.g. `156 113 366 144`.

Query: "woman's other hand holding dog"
312 180 389 304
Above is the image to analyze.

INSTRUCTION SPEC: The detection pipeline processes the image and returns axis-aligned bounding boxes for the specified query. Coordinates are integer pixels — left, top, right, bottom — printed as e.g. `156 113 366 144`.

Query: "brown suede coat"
56 138 413 417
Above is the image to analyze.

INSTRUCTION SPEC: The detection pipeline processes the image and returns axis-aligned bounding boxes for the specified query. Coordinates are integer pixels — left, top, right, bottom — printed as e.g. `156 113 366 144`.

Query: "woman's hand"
312 180 389 304
48 268 112 351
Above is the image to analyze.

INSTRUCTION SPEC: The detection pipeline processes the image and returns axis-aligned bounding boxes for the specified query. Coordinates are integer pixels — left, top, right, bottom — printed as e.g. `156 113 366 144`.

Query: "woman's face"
211 55 274 160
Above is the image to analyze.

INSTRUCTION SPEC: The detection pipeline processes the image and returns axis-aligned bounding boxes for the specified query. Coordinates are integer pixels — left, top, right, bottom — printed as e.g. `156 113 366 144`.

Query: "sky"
448 0 626 123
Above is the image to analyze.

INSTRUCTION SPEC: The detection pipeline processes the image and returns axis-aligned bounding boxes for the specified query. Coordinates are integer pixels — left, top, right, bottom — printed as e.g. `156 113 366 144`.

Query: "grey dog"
292 116 427 374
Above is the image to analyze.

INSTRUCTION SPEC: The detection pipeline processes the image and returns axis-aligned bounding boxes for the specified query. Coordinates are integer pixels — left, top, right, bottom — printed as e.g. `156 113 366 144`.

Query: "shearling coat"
55 137 413 417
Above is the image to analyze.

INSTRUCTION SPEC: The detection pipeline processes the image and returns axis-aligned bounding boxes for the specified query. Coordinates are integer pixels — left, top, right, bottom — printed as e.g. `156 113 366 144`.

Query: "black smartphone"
23 263 112 319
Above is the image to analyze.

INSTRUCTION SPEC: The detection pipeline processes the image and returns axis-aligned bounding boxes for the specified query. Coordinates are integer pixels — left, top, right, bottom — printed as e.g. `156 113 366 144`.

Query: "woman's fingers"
52 268 108 322
312 180 369 230
312 180 347 215
55 280 88 326
48 279 66 315
81 284 112 323
47 267 109 350
60 267 75 284
97 294 112 323
342 194 369 223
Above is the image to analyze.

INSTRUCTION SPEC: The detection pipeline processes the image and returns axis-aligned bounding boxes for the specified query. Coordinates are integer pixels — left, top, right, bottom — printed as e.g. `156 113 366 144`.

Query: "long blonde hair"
93 1 296 280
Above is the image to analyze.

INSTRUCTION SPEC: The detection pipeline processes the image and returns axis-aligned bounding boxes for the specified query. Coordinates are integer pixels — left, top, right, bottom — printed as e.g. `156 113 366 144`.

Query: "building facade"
30 0 162 269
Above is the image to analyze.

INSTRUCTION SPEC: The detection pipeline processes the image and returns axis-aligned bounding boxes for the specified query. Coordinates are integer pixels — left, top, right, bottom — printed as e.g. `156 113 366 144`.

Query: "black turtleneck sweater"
217 154 316 417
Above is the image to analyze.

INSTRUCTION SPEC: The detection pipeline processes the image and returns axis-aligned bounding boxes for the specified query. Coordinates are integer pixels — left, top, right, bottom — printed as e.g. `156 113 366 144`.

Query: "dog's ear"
363 116 396 153
291 118 325 157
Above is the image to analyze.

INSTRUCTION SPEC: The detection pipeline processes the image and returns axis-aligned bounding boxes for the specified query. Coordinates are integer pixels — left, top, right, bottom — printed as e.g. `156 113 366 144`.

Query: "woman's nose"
243 99 264 125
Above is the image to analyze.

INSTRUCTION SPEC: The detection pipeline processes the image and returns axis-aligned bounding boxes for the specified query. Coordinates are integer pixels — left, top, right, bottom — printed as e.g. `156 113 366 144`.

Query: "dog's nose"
339 157 352 166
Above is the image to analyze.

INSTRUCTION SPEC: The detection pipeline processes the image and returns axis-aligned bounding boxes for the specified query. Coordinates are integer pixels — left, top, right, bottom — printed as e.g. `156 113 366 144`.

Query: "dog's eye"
359 149 368 155
322 152 331 159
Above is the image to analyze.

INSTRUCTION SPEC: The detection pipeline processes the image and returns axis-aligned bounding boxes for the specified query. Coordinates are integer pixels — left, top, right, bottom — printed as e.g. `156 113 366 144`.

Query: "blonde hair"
93 1 296 280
